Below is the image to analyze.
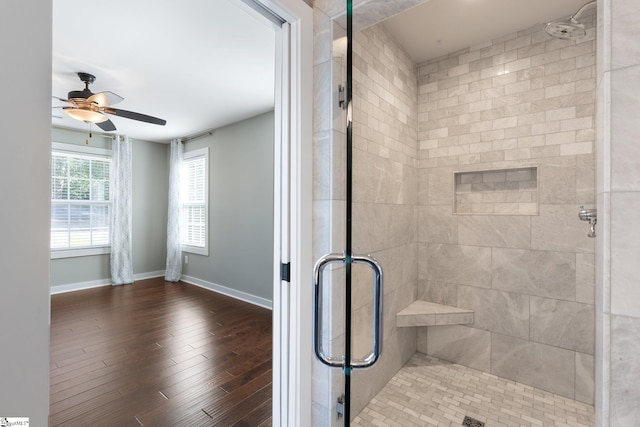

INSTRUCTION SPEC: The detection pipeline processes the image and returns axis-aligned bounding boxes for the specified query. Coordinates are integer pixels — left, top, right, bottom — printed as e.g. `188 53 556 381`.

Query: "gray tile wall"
311 4 421 424
311 0 640 424
416 15 597 404
350 22 419 418
596 0 640 425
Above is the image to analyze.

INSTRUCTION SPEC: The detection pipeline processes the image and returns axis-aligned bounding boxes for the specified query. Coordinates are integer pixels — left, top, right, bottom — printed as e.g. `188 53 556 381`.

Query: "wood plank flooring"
50 278 272 426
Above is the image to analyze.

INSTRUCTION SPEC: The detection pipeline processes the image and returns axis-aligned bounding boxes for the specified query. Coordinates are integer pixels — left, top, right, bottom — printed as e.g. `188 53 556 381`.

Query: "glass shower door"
312 1 386 426
312 0 599 425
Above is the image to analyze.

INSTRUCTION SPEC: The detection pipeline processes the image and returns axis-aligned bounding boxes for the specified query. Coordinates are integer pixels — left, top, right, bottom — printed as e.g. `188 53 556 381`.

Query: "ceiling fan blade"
88 91 124 107
52 96 71 103
95 119 117 132
104 107 166 126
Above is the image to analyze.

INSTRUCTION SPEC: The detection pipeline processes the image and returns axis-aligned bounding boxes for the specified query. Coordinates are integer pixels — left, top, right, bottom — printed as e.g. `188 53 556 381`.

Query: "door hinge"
338 84 347 110
280 262 290 282
337 394 345 419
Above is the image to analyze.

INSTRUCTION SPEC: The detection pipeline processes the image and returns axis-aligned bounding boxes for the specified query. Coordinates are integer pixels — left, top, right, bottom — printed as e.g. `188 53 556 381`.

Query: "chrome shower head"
544 0 595 40
544 18 586 40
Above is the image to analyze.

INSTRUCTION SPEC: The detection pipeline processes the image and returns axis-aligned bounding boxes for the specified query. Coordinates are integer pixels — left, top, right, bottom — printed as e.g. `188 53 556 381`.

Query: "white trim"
253 0 313 425
51 246 110 259
183 146 207 160
273 19 290 427
181 245 208 256
50 278 111 295
49 270 166 294
133 270 167 281
181 147 209 256
51 143 113 253
52 141 112 156
181 274 273 310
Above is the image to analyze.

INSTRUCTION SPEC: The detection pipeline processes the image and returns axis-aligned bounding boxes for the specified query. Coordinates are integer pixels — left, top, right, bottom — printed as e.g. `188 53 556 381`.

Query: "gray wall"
131 137 169 275
0 1 51 423
183 111 274 302
50 127 169 289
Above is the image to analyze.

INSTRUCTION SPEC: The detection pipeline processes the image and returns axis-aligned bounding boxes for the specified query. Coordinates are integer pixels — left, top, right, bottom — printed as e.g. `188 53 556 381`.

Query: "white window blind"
51 147 111 252
181 149 208 252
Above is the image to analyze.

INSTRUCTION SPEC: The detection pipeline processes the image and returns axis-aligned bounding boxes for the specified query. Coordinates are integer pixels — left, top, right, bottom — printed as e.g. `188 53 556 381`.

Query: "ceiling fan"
54 72 166 132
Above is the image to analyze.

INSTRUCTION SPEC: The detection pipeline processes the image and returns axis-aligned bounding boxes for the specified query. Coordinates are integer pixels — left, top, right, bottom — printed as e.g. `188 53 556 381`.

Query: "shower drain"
462 415 485 427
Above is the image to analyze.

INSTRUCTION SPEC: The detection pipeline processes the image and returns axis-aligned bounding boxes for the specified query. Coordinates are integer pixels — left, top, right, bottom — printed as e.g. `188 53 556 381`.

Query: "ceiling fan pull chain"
86 122 92 144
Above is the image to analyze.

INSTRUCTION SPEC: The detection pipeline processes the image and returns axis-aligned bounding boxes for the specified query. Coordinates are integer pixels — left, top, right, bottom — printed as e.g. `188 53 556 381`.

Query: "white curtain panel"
110 135 134 285
165 139 183 282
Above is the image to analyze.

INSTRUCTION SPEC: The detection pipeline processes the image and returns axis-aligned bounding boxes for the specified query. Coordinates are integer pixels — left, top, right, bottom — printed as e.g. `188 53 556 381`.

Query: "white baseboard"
50 278 112 295
181 275 273 310
50 270 166 295
133 270 166 281
50 272 271 311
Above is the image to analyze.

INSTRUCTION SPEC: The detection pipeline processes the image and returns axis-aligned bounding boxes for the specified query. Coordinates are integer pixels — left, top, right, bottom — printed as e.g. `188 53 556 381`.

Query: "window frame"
50 142 112 259
181 147 209 256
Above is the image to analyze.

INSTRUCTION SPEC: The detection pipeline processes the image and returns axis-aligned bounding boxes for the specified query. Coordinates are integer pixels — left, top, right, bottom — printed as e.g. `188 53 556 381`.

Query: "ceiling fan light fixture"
64 108 107 123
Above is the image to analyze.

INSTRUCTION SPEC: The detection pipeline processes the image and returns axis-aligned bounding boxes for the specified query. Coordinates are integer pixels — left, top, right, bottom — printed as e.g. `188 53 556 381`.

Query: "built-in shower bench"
396 300 473 327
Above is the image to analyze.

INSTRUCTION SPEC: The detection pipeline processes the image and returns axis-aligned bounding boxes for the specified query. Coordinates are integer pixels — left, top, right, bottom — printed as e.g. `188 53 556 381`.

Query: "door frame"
257 0 313 426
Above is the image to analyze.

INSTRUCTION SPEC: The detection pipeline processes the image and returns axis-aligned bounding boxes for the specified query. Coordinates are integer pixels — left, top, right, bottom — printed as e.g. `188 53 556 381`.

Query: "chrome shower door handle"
350 254 383 369
313 253 347 368
312 252 384 369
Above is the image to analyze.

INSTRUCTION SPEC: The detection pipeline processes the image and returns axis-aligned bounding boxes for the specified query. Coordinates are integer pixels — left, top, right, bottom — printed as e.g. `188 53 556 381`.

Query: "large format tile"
418 280 457 306
576 252 596 304
610 314 640 426
424 324 491 372
610 192 640 318
538 158 577 204
491 334 575 399
458 286 529 339
352 203 417 253
530 296 595 354
427 168 455 206
366 243 417 297
425 244 492 288
458 215 531 249
576 352 595 405
531 204 595 253
353 148 405 204
418 204 457 244
610 65 640 191
611 0 640 70
313 129 346 201
492 248 576 300
313 60 333 134
576 154 596 205
312 200 346 259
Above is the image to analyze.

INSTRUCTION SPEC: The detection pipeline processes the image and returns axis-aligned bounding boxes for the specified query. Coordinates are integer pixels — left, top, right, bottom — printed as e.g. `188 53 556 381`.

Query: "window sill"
51 246 111 259
182 245 209 256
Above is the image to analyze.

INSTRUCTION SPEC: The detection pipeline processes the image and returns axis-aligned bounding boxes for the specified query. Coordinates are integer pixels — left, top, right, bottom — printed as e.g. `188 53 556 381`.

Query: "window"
181 148 208 255
51 143 112 258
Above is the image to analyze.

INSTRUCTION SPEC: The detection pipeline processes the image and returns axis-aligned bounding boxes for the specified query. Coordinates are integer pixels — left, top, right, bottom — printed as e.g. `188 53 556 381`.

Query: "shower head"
544 0 596 40
544 18 586 40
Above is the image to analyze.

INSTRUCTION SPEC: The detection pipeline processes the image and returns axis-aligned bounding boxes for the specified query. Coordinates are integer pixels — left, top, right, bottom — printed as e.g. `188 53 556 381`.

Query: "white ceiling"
383 0 591 64
53 0 591 142
52 0 276 143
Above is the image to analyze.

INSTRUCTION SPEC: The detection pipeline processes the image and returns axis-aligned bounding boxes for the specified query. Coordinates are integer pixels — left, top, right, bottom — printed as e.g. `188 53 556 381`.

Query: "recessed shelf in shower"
454 166 538 215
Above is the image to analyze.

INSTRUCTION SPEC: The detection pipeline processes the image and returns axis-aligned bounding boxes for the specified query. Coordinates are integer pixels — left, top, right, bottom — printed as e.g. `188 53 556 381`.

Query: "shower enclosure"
312 0 598 425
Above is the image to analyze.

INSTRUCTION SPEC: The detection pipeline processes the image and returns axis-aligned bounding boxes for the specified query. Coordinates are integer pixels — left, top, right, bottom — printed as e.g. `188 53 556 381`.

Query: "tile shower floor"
353 353 594 427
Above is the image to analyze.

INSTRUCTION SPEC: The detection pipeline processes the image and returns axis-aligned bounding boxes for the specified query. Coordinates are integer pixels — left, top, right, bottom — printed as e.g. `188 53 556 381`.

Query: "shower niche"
454 166 538 215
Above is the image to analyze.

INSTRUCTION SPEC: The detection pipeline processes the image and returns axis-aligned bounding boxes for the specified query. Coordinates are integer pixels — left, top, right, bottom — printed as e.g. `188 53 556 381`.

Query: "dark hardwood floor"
50 278 272 426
